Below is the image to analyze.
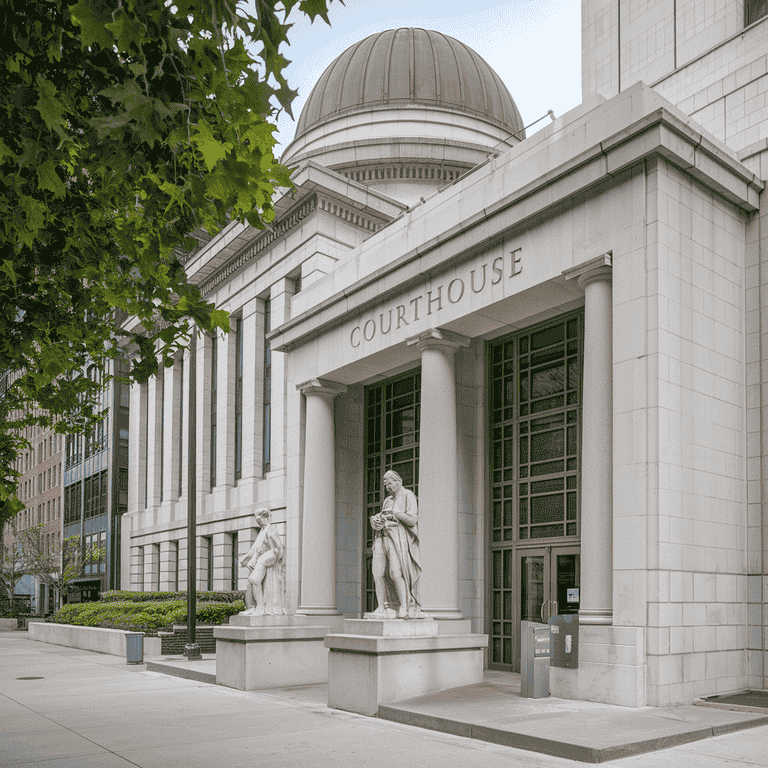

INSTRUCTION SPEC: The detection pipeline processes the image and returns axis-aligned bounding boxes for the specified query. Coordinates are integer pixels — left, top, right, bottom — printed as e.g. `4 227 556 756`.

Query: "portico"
270 80 761 707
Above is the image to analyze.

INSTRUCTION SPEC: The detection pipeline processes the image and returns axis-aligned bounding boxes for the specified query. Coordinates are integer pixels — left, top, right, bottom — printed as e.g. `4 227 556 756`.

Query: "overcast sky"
272 0 582 155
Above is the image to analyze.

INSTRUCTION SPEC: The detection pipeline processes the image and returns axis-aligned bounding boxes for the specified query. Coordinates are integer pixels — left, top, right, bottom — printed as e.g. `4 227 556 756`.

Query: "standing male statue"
369 470 426 619
240 508 286 616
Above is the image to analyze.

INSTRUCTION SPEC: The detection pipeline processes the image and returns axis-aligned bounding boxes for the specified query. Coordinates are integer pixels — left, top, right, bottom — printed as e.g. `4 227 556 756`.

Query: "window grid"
363 367 421 613
231 532 238 590
178 355 184 498
235 318 243 481
210 334 217 490
206 536 213 591
263 299 271 475
488 312 582 668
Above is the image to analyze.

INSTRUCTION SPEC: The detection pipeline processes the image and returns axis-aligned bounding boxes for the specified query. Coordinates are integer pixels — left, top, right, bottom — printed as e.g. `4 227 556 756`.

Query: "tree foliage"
0 539 25 612
15 524 106 609
0 0 334 508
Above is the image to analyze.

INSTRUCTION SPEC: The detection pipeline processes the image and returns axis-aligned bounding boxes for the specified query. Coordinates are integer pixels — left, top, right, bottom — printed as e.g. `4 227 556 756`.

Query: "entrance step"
377 677 768 763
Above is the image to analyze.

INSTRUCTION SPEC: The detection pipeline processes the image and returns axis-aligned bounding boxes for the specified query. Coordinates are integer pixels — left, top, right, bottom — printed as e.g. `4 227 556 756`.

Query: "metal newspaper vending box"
549 613 579 669
520 620 550 698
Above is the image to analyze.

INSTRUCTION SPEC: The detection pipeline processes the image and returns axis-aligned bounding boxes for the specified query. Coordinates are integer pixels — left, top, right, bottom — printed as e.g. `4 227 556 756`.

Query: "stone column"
407 328 470 620
146 374 163 507
564 253 613 625
296 378 346 615
127 381 147 515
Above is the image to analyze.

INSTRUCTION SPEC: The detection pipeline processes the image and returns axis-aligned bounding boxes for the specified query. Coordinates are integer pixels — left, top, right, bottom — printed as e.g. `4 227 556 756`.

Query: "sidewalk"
3 631 768 768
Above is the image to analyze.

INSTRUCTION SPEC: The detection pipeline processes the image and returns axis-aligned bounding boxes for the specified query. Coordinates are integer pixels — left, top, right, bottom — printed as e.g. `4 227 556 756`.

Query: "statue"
368 470 426 619
240 508 286 616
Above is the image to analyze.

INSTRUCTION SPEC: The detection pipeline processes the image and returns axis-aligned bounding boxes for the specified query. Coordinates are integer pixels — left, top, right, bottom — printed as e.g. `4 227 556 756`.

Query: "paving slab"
145 656 217 684
379 680 768 763
8 632 768 768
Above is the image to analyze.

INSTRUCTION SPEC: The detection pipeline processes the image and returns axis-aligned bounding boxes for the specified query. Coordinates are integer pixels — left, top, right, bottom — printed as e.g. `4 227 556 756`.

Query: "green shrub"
49 598 245 633
100 590 244 604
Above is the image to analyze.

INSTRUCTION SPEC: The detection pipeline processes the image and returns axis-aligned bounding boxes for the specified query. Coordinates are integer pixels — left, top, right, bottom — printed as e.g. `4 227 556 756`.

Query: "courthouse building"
123 3 768 707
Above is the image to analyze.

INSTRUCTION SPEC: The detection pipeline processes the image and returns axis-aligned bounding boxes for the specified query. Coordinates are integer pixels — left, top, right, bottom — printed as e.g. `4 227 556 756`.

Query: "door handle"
540 601 546 623
551 600 558 618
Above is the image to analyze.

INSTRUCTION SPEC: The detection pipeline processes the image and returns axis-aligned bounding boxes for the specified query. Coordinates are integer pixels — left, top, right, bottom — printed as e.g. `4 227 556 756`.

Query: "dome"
282 28 525 206
294 28 524 139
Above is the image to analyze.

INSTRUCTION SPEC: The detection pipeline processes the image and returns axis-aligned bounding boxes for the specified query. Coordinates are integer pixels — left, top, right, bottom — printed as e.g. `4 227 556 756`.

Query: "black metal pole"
184 330 201 660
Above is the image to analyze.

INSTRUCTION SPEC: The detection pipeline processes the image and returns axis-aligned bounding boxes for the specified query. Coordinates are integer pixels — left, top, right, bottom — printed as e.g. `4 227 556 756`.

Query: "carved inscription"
350 248 522 348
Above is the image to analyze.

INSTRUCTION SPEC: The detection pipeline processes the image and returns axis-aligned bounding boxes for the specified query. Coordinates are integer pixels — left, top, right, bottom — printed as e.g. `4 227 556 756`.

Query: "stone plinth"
348 618 437 637
214 622 330 690
227 614 308 627
326 620 487 716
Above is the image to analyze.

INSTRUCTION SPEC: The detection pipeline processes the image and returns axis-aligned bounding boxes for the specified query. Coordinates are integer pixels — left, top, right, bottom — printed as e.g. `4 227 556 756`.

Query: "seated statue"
240 508 286 616
369 470 427 619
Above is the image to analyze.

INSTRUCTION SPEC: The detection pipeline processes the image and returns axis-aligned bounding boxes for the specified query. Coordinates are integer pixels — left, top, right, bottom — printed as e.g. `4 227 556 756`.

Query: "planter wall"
28 622 162 658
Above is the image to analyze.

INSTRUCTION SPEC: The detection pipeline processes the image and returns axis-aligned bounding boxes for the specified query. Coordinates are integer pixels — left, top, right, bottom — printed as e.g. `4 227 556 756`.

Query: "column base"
427 610 465 621
578 608 613 625
296 609 345 632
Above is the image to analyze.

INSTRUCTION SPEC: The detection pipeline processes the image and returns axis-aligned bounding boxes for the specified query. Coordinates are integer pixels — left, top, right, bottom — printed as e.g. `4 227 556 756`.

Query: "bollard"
520 620 550 698
125 632 144 664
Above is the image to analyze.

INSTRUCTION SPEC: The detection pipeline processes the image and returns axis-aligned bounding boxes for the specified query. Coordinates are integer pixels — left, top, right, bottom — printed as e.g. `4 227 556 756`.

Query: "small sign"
567 588 579 603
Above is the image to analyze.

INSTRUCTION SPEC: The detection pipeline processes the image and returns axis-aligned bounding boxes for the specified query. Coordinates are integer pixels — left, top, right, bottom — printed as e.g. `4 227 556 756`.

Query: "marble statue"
240 508 286 616
369 470 426 619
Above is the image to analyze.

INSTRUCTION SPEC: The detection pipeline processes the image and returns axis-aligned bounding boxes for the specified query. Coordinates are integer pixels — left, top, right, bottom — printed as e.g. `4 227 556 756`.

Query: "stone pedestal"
214 615 330 690
326 618 487 716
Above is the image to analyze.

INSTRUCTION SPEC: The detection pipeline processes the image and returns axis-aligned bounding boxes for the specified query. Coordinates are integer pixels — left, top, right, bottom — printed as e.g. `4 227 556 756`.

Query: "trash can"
520 620 550 698
125 632 144 664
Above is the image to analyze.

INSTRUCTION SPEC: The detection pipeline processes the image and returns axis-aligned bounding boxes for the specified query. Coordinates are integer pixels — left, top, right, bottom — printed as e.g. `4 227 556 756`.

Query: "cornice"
270 93 763 353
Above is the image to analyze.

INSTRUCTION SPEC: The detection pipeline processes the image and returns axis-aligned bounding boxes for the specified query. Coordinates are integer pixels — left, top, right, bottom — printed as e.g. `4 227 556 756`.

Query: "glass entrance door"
496 545 580 672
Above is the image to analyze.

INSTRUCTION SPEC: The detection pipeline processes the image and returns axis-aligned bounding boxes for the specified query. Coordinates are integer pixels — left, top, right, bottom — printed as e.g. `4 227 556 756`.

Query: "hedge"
100 590 245 604
50 598 245 634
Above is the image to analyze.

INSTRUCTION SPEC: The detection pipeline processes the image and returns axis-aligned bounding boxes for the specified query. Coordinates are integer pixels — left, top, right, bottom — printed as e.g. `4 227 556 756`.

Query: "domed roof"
294 27 524 140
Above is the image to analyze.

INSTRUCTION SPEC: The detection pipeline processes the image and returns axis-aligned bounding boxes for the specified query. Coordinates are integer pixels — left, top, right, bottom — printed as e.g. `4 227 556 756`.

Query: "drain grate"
704 690 768 709
16 676 44 680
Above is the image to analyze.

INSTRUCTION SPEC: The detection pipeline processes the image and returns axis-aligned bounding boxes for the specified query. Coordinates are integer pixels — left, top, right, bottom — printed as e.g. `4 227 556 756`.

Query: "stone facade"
123 10 768 708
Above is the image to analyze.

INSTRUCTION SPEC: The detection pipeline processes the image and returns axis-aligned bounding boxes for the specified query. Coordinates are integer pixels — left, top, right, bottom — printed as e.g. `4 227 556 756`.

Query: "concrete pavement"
3 631 768 767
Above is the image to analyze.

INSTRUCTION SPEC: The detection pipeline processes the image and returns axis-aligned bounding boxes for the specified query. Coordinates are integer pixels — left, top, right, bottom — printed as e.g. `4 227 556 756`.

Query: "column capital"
562 252 612 289
296 378 347 399
406 327 471 352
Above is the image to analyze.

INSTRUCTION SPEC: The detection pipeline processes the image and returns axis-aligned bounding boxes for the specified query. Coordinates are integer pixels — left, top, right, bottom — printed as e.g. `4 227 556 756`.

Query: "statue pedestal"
214 615 330 690
326 618 488 716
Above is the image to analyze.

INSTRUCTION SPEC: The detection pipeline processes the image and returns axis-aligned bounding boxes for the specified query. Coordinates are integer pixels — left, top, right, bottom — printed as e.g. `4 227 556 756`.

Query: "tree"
0 538 25 615
15 524 106 611
0 0 335 511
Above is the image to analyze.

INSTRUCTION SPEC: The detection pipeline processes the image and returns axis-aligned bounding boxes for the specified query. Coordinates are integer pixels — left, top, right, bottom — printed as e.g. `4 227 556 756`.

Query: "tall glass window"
487 312 582 668
230 532 238 590
362 368 421 612
143 381 149 508
234 317 243 481
263 299 271 475
159 380 164 501
206 536 213 591
210 334 217 490
178 355 184 497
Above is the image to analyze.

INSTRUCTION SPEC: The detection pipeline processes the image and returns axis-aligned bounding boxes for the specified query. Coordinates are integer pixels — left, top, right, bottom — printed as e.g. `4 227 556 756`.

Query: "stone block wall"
642 159 749 704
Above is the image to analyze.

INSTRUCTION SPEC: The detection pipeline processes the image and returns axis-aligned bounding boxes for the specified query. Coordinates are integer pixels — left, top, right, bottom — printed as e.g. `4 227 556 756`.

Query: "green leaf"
35 75 67 131
193 122 229 172
37 159 66 198
69 0 113 49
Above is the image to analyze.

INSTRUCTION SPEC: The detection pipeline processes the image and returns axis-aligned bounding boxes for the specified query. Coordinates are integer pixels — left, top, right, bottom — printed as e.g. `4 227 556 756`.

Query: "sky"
272 0 582 155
